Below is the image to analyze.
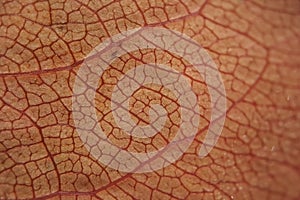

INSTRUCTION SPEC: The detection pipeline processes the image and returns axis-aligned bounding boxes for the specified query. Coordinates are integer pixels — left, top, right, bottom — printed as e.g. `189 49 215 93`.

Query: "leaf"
0 0 300 199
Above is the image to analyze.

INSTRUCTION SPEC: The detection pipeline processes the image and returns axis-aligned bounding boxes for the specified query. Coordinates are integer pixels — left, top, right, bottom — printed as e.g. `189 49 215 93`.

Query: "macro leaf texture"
0 0 300 200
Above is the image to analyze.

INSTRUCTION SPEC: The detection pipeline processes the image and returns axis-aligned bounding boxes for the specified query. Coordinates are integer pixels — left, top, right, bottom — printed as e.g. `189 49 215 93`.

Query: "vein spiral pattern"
72 27 227 173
